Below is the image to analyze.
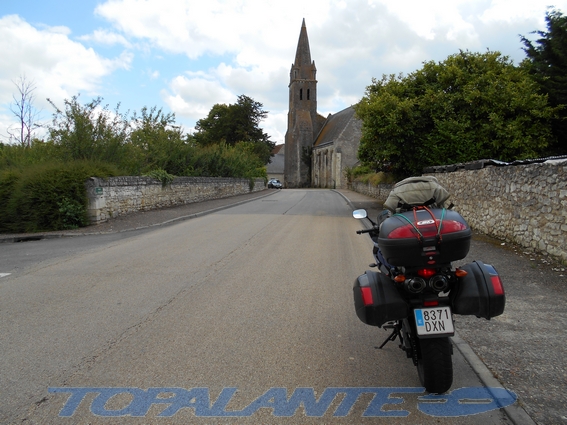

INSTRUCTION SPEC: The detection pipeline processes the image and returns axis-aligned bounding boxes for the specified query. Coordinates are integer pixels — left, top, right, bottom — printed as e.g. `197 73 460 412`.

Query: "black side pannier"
377 208 472 267
353 270 408 327
451 261 505 319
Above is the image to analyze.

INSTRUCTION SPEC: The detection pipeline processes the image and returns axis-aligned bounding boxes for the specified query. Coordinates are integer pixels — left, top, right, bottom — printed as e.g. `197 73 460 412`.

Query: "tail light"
417 268 436 279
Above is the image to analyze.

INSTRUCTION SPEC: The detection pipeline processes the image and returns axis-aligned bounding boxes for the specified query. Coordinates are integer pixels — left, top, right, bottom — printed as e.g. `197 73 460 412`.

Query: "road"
1 189 513 424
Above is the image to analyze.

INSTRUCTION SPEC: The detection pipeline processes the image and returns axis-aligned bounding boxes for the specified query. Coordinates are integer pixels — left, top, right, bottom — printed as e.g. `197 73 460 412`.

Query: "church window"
307 89 310 100
300 89 303 100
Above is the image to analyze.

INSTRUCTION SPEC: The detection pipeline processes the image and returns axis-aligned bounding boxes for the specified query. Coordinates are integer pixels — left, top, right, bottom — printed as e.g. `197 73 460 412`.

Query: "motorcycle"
352 204 505 394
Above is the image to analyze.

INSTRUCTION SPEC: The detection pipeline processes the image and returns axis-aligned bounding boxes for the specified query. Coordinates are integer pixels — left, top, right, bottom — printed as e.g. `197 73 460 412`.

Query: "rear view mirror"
353 209 368 219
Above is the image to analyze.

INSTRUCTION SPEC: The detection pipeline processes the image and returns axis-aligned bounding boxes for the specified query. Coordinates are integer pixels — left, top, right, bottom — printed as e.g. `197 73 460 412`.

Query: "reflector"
361 287 374 306
491 276 504 295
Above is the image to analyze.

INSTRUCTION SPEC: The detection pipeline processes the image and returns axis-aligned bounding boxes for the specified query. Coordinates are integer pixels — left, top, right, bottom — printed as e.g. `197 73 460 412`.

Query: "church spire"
291 18 316 82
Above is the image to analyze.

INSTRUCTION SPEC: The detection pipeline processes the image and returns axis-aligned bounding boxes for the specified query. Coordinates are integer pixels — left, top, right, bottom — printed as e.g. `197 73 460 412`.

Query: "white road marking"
0 273 11 278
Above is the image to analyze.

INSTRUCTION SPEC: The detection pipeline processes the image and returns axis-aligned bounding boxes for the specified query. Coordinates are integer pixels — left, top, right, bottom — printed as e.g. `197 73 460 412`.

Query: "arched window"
307 89 310 100
300 89 303 100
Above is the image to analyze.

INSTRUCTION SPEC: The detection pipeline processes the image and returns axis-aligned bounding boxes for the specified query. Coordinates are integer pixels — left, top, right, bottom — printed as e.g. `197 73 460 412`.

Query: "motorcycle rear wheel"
417 337 453 394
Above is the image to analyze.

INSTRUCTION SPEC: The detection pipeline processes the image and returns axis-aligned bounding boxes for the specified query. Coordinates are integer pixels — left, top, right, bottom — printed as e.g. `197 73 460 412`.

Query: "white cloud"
0 14 134 140
161 74 235 129
78 29 133 48
0 15 132 106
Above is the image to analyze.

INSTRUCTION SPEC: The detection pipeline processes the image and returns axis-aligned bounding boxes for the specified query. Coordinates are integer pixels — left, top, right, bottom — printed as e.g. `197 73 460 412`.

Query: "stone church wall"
351 161 567 264
85 176 265 224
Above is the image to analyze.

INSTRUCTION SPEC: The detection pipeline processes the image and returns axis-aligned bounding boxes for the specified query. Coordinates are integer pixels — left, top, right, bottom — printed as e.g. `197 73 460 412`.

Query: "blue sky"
1 0 566 145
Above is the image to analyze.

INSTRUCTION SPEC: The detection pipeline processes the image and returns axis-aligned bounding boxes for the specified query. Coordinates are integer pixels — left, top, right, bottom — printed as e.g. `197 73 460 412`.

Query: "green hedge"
0 161 120 233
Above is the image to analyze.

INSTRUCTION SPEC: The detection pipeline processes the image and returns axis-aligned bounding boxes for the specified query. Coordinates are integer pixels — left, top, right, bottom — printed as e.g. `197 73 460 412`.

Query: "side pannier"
353 270 408 327
451 261 505 319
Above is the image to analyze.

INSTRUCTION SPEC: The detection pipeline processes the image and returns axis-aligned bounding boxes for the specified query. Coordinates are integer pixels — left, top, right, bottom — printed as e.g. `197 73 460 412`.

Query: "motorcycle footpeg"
369 263 377 268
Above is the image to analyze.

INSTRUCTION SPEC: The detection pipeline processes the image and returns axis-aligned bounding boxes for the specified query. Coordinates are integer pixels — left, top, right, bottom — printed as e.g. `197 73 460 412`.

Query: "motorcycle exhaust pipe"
405 277 427 293
429 275 449 292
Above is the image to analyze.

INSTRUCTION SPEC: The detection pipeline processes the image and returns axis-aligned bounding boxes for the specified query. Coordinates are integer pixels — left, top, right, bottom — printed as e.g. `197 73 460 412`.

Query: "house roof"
272 144 284 155
313 106 357 148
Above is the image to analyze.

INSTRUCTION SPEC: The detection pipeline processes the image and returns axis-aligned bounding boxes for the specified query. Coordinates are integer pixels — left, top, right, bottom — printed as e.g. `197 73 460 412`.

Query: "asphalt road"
0 189 549 424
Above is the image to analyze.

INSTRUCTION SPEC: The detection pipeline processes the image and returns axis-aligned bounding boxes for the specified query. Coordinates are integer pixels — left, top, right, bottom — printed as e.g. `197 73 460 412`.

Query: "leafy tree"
129 106 193 175
47 96 130 164
521 8 567 154
194 94 275 164
355 50 557 178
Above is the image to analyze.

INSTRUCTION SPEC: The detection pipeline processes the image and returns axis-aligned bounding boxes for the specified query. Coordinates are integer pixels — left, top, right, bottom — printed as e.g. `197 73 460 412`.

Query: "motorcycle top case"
377 208 471 267
353 270 408 327
451 260 505 319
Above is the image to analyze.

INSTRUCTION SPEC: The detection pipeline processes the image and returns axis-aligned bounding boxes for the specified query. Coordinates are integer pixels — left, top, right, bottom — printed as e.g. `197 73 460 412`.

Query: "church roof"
313 106 357 148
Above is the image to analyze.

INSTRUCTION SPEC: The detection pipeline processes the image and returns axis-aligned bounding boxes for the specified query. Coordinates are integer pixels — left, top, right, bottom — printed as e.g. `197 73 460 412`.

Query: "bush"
143 168 175 187
0 160 120 233
347 166 396 186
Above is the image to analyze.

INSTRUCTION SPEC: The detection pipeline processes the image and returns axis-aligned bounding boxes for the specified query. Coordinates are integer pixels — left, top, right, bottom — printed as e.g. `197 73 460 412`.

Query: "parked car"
268 179 282 189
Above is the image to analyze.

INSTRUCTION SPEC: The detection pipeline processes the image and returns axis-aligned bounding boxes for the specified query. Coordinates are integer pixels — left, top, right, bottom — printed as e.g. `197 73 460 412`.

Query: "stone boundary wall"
350 181 394 201
351 161 567 264
427 161 567 263
85 176 265 224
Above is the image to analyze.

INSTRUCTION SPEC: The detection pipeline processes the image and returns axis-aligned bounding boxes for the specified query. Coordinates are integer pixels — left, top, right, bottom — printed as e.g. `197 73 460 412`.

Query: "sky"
1 0 566 146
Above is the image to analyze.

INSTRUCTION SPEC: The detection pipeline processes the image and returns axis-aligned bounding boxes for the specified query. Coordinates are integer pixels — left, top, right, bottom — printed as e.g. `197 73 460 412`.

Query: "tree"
7 75 42 147
194 94 275 164
47 96 130 164
355 50 557 178
521 8 567 154
129 106 193 175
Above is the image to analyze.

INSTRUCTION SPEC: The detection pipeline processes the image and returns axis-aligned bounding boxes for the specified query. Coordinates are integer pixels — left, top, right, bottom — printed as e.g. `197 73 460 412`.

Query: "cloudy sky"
1 0 566 145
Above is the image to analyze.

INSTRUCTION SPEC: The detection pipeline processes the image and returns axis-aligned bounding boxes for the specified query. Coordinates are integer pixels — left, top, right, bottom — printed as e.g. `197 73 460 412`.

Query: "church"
281 19 362 189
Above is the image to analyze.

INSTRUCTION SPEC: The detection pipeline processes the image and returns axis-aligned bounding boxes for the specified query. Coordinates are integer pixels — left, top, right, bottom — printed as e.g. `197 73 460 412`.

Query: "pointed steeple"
291 18 317 82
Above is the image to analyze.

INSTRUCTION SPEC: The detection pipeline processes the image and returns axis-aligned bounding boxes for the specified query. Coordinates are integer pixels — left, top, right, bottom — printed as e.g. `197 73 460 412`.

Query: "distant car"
268 179 282 189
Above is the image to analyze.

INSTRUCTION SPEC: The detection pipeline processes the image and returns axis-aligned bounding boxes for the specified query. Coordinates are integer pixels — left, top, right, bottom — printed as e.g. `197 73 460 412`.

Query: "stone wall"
351 181 394 201
350 160 567 264
428 161 567 263
85 176 265 224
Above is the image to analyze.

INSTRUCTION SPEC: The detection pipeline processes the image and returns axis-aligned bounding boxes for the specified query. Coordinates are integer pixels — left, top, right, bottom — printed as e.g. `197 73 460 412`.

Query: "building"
268 144 285 182
283 19 362 189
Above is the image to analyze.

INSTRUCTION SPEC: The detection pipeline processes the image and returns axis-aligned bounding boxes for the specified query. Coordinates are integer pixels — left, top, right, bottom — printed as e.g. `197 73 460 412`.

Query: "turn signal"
455 268 468 278
394 275 406 283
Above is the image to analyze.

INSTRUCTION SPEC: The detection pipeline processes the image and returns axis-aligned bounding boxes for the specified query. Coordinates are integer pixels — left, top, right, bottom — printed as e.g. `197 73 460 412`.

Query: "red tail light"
423 300 439 307
417 268 436 279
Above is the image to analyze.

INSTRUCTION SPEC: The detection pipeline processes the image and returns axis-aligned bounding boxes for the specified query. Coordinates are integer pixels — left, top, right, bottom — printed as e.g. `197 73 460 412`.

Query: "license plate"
414 306 454 336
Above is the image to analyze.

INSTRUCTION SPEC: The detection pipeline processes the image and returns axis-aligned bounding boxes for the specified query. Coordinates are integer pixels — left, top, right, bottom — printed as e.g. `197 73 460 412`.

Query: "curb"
452 334 536 425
